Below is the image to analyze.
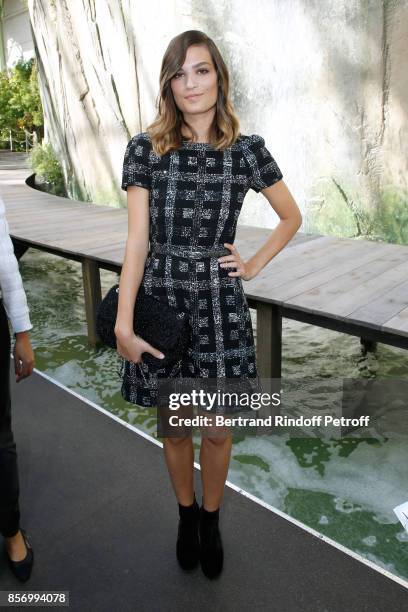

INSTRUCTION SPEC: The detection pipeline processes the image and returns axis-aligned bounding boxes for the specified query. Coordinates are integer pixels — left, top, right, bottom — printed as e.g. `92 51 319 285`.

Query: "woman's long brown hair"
146 30 241 156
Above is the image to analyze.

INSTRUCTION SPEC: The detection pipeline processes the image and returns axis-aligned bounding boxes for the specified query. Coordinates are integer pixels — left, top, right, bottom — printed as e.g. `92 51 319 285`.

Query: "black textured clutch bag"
96 283 191 370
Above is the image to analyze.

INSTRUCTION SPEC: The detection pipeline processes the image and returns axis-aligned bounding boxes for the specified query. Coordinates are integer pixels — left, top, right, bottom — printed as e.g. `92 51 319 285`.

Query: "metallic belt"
150 242 230 259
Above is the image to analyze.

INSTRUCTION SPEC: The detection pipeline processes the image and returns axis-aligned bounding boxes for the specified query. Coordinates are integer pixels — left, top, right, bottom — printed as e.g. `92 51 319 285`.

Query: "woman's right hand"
114 327 165 364
13 331 35 383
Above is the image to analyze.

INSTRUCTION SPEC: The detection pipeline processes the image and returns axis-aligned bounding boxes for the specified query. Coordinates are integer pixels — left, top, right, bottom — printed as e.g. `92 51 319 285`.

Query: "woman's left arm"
220 179 302 281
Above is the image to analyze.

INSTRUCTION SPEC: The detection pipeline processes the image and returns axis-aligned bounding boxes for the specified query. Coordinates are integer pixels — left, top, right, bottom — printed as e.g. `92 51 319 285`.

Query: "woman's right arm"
0 194 35 381
115 185 149 335
114 185 164 363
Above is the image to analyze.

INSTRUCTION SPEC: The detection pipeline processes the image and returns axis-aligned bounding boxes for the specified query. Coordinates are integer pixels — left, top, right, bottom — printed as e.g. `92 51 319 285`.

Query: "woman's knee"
162 433 192 447
200 429 232 444
197 410 231 443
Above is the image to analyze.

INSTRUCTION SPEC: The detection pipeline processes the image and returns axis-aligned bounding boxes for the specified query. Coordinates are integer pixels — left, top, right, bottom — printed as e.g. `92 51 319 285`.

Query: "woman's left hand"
218 243 256 281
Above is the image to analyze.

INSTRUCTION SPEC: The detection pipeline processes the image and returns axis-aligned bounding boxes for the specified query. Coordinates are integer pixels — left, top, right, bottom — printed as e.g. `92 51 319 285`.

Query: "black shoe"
199 503 224 579
176 494 200 570
5 528 34 583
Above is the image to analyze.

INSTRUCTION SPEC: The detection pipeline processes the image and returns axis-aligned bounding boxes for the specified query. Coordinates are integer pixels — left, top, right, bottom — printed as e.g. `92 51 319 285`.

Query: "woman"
0 193 35 582
115 30 302 579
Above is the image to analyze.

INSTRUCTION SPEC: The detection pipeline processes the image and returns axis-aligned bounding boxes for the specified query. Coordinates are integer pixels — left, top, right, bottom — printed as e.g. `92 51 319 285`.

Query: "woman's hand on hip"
218 242 257 281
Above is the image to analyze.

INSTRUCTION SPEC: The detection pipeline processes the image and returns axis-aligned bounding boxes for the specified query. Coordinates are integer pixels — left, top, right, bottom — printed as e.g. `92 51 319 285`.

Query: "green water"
16 248 408 583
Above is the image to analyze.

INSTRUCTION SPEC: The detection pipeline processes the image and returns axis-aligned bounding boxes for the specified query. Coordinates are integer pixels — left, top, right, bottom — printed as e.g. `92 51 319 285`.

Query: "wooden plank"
5 204 104 218
10 216 126 237
280 303 408 348
6 202 78 218
253 238 381 283
4 197 123 216
236 225 323 246
269 243 406 301
1 189 95 203
57 233 126 250
91 249 125 266
236 233 334 265
350 278 408 327
7 236 125 256
9 220 125 242
7 201 124 213
384 306 408 334
82 258 102 345
10 236 126 260
235 230 307 260
9 222 125 240
6 202 120 217
2 193 66 204
328 260 408 321
272 238 394 277
235 225 323 248
246 239 387 299
286 257 408 316
256 302 282 379
7 237 122 263
82 241 127 255
10 220 125 235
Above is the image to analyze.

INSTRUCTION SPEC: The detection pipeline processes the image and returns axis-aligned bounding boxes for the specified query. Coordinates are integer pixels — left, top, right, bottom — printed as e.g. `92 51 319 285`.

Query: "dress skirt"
118 246 262 415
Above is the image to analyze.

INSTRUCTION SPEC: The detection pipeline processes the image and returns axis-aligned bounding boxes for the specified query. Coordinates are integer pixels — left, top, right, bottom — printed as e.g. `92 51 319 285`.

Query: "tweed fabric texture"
119 132 283 411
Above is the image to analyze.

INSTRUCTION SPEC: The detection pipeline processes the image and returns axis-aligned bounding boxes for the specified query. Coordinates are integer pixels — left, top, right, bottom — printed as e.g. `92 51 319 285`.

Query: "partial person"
0 193 35 582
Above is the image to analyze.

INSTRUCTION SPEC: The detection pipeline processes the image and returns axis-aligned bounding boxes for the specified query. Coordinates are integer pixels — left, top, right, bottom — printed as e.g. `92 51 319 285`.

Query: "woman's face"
170 44 218 121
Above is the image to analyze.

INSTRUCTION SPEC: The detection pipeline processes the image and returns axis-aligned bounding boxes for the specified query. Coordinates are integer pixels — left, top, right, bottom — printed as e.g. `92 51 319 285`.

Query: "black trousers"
0 297 20 537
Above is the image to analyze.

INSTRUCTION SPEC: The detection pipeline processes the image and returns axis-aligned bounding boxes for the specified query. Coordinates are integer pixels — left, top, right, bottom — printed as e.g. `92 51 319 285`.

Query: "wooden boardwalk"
1 151 408 380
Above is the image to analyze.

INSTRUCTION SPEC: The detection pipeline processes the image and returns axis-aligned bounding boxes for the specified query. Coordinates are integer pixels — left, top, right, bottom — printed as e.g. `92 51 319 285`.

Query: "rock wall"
28 0 407 234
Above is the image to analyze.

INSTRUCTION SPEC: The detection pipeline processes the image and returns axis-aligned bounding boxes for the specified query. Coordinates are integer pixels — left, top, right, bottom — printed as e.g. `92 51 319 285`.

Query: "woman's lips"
185 94 203 100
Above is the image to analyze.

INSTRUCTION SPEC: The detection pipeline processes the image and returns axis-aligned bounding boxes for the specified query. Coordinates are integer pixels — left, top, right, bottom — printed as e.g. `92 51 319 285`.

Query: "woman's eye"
173 69 209 79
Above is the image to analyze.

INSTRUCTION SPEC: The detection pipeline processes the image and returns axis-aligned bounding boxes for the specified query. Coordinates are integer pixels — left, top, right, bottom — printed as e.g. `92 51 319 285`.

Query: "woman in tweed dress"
115 30 302 579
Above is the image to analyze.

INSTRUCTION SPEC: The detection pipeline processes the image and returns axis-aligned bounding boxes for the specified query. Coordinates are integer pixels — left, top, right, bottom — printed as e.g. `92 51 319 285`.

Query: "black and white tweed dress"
119 131 283 412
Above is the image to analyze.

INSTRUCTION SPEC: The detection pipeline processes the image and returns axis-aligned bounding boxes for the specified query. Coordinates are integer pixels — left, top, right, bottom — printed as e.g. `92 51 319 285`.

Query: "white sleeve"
0 195 32 334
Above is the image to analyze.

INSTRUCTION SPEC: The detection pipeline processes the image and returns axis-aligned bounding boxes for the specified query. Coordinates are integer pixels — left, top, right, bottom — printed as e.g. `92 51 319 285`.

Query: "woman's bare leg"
199 411 232 511
161 403 195 506
162 435 195 506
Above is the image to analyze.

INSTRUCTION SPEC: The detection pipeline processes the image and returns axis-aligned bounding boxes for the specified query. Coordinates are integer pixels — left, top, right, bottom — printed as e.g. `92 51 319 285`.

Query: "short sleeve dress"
119 132 283 413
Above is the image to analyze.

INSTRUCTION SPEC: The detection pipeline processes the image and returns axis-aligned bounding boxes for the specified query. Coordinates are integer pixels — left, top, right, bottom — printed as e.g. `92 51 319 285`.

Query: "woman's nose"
185 74 197 89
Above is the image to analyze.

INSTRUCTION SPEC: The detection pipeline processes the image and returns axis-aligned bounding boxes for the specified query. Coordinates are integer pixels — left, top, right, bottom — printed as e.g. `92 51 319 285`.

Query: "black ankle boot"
176 493 200 570
199 503 224 579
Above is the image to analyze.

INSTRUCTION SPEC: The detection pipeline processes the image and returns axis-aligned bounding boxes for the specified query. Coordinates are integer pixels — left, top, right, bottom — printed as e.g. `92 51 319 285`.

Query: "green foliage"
370 187 408 245
0 58 44 150
304 179 408 246
28 141 66 197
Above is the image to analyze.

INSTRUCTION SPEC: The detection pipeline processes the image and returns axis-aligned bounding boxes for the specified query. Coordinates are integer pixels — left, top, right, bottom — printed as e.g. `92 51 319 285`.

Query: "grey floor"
1 363 407 612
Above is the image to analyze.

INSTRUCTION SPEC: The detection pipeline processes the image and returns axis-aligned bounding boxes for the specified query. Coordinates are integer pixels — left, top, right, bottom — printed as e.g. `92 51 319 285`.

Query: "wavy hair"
146 30 241 156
